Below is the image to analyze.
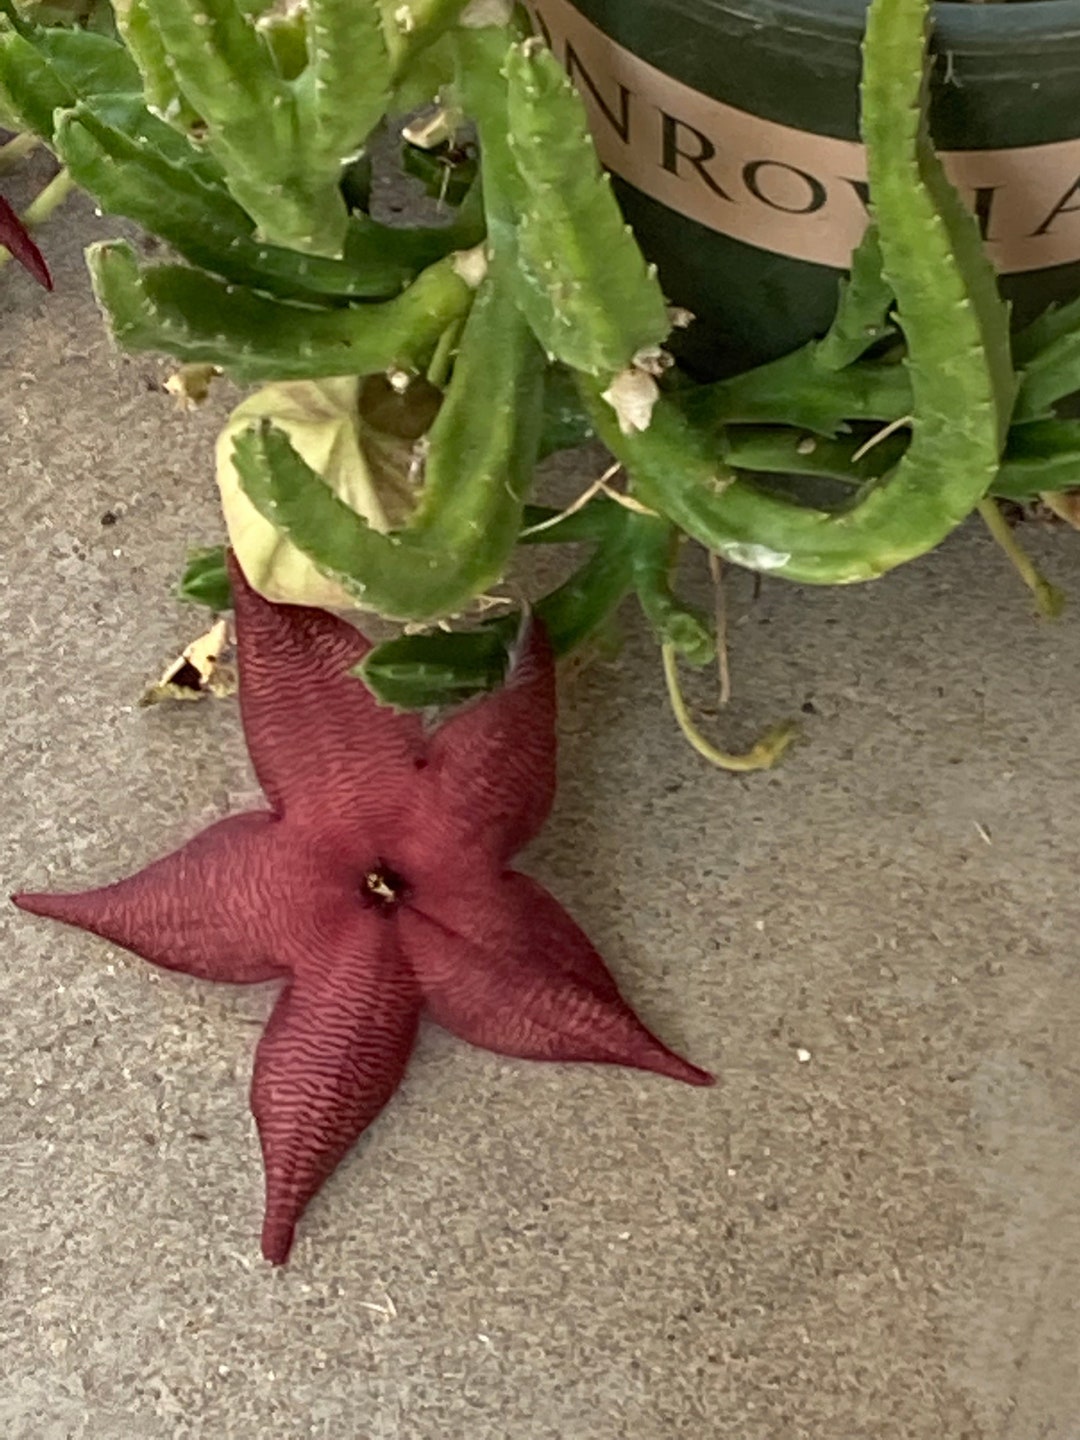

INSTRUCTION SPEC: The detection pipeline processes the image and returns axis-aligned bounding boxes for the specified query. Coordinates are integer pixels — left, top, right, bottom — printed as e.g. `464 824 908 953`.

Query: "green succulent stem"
233 252 544 621
358 500 646 708
684 347 912 438
381 0 472 72
455 24 669 380
976 497 1065 618
662 645 797 773
87 240 476 381
576 0 1017 587
426 318 463 389
814 224 895 370
631 524 715 666
0 128 37 170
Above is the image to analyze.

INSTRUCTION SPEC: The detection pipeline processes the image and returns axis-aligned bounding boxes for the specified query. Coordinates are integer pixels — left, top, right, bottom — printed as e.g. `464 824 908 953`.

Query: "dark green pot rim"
665 0 1080 50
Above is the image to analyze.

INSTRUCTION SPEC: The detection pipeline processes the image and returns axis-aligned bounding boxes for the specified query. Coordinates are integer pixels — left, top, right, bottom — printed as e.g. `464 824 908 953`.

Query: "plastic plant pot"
529 0 1080 376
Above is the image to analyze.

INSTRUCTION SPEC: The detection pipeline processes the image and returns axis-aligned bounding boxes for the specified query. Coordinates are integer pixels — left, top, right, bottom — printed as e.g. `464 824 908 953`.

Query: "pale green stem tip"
0 131 40 175
976 497 1066 620
662 643 798 773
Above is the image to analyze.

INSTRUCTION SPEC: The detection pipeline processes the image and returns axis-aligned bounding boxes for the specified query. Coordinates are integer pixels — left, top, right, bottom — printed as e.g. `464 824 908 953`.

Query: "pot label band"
526 0 1080 275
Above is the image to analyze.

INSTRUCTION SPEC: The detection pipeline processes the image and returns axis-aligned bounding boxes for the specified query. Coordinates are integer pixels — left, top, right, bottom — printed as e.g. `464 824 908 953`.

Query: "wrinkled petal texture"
230 554 423 848
0 194 52 290
252 915 420 1264
416 619 557 869
13 552 712 1265
401 871 713 1088
13 814 287 983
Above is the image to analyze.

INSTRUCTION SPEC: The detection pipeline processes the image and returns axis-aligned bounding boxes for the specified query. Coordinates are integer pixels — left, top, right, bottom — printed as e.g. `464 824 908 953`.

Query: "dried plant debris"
140 618 236 706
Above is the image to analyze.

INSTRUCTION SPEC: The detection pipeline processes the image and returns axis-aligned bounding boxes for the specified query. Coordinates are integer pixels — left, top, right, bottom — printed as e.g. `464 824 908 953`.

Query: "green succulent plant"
4 0 1079 764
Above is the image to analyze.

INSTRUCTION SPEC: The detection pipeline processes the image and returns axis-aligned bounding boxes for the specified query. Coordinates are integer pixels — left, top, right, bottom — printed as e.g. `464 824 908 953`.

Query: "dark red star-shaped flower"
0 194 52 290
14 556 712 1263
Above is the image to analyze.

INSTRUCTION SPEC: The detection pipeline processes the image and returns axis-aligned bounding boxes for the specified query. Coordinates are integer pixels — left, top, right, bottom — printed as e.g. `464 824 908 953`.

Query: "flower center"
361 864 408 913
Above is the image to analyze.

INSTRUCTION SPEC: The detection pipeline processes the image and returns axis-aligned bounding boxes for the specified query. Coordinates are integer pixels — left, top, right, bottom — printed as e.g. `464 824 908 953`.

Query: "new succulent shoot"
3 0 1079 756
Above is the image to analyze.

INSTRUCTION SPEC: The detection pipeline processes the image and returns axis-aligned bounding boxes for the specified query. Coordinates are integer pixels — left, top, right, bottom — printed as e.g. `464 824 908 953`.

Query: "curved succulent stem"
631 523 715 666
88 240 475 381
455 24 668 381
358 500 643 708
577 0 1017 587
112 0 200 126
661 645 797 773
233 252 544 621
138 0 393 256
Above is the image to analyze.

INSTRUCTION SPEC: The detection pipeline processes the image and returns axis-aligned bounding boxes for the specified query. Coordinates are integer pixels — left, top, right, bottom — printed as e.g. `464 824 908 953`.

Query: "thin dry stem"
519 461 656 541
850 413 913 463
708 551 732 707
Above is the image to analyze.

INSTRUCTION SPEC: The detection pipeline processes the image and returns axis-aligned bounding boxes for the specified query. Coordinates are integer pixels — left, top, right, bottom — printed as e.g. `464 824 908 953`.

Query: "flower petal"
420 619 557 865
229 553 424 836
13 813 289 983
0 195 52 290
401 871 713 1086
251 915 420 1263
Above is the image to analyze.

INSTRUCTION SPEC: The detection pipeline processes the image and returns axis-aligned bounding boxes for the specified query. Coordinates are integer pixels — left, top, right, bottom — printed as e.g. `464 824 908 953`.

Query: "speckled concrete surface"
3 191 1080 1440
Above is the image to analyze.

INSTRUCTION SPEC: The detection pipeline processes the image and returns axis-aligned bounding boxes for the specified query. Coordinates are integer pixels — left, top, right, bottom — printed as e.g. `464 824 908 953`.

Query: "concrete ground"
3 191 1080 1440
